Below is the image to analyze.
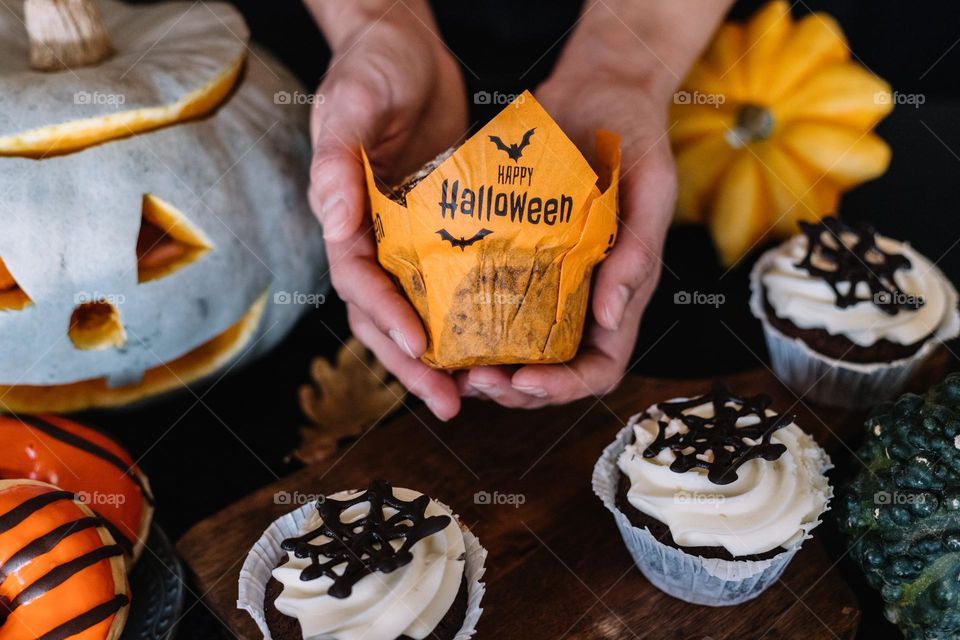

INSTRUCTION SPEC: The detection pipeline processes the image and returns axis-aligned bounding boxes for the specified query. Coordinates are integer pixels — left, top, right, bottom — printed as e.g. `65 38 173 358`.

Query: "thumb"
308 81 385 242
593 152 675 330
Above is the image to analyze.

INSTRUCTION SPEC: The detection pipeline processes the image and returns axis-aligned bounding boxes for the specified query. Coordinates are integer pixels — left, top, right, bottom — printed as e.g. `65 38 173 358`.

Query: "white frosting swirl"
617 398 831 557
271 487 466 640
762 233 955 347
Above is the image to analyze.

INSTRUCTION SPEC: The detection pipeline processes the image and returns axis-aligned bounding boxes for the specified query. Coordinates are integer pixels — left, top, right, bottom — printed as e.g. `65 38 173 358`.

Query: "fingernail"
322 198 349 240
425 398 450 422
470 382 503 398
462 387 482 398
512 385 548 398
604 285 632 330
389 329 415 358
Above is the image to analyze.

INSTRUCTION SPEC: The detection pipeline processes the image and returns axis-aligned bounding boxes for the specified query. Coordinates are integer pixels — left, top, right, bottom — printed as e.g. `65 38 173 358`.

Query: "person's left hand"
456 34 680 408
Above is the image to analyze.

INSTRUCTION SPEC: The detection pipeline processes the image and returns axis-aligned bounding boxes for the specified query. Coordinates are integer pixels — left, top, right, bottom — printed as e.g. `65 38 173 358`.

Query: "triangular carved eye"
137 195 212 283
0 256 31 310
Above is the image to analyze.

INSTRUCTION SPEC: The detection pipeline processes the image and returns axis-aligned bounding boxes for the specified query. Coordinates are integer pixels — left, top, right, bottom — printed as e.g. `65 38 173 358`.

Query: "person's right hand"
306 0 468 420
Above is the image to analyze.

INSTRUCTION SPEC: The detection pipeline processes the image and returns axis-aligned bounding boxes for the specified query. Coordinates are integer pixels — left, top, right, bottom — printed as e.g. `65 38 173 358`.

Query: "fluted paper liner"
748 248 960 408
238 499 487 639
593 422 830 607
363 91 620 368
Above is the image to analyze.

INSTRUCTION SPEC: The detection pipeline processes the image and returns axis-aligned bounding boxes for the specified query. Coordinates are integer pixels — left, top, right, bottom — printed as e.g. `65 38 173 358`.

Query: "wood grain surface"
177 366 901 640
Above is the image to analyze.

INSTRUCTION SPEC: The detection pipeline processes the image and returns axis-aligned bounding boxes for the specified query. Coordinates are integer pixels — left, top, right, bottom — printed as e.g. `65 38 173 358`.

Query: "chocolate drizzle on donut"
0 516 101 581
642 383 793 485
280 480 452 599
5 544 124 612
0 489 74 535
794 217 922 315
11 414 155 505
0 487 128 637
36 595 130 640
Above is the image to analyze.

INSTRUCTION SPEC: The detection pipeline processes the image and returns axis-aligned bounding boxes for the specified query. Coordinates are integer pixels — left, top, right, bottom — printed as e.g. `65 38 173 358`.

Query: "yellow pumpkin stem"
24 0 112 71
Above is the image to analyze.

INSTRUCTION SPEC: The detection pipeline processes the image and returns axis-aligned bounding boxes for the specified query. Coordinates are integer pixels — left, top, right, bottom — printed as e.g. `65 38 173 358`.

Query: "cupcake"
362 90 620 368
593 383 832 606
238 480 486 640
750 216 959 407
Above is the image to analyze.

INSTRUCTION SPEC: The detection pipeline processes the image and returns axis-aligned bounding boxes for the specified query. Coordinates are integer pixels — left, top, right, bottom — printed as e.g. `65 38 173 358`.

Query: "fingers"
462 367 552 410
327 235 427 357
510 282 650 404
308 78 387 242
348 303 461 421
592 142 676 331
308 140 366 242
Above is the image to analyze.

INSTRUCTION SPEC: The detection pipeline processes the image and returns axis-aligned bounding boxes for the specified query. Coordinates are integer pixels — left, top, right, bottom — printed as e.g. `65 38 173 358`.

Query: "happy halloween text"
438 179 573 225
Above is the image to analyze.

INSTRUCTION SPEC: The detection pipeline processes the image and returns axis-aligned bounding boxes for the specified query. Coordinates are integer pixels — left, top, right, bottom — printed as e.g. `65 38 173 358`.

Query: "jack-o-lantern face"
0 0 326 413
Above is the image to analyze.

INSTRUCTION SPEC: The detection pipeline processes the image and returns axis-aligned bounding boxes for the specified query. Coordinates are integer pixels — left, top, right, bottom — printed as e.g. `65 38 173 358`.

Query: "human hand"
306 0 467 420
457 0 731 408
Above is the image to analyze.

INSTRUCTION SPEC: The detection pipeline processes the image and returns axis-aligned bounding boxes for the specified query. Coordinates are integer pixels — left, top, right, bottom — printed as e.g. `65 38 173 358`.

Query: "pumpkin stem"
727 104 774 148
24 0 112 71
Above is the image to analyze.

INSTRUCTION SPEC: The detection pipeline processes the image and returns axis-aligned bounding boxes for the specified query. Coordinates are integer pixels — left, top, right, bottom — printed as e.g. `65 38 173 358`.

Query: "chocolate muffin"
262 481 472 640
614 384 831 560
758 217 955 362
363 92 620 368
388 148 455 206
594 384 833 605
749 217 959 407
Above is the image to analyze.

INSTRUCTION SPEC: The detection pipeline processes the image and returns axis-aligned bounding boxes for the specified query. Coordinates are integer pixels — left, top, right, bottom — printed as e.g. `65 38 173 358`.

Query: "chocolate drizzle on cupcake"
280 480 452 598
795 217 922 315
642 383 793 485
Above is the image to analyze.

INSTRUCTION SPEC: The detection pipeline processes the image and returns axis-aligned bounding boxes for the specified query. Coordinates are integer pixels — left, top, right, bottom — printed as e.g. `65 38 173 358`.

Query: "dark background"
104 1 960 638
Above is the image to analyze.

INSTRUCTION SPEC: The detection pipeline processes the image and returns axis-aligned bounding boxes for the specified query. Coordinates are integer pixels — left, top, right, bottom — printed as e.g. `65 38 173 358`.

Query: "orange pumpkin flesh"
0 55 245 159
0 293 267 414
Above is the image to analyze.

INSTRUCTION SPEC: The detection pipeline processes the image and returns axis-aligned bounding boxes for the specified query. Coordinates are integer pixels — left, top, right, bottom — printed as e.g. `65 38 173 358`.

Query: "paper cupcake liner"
593 423 823 607
748 248 960 409
237 499 487 640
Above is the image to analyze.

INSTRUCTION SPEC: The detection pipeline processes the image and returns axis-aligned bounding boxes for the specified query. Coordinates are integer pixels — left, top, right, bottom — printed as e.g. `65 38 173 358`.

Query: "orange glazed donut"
0 480 129 640
0 415 153 562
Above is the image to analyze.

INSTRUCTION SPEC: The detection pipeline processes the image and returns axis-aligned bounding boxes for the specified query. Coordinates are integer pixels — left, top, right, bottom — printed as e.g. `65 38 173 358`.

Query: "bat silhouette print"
436 228 493 250
488 128 535 162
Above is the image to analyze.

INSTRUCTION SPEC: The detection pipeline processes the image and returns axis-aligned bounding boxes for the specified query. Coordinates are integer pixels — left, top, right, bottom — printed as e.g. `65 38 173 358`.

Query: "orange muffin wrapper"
363 91 620 368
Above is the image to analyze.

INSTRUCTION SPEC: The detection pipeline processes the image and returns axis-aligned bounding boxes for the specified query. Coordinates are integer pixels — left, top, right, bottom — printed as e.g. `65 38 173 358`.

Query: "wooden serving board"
178 367 882 640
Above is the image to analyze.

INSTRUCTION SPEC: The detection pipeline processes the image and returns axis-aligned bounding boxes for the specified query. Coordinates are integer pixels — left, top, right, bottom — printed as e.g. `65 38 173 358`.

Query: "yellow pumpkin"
669 1 893 265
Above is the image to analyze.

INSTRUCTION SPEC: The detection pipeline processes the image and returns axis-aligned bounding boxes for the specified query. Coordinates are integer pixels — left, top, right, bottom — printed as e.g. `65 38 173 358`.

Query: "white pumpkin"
0 0 326 412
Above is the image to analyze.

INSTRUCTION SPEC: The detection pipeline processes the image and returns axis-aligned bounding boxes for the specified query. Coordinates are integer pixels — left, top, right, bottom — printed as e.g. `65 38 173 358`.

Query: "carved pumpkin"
669 0 892 265
0 0 325 412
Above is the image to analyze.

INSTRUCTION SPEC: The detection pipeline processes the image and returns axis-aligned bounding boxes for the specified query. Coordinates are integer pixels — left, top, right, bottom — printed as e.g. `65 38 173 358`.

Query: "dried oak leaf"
294 337 407 464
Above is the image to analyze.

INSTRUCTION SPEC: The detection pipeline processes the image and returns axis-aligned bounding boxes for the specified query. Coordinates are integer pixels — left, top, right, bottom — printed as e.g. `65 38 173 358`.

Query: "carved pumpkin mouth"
0 55 245 159
0 292 267 413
